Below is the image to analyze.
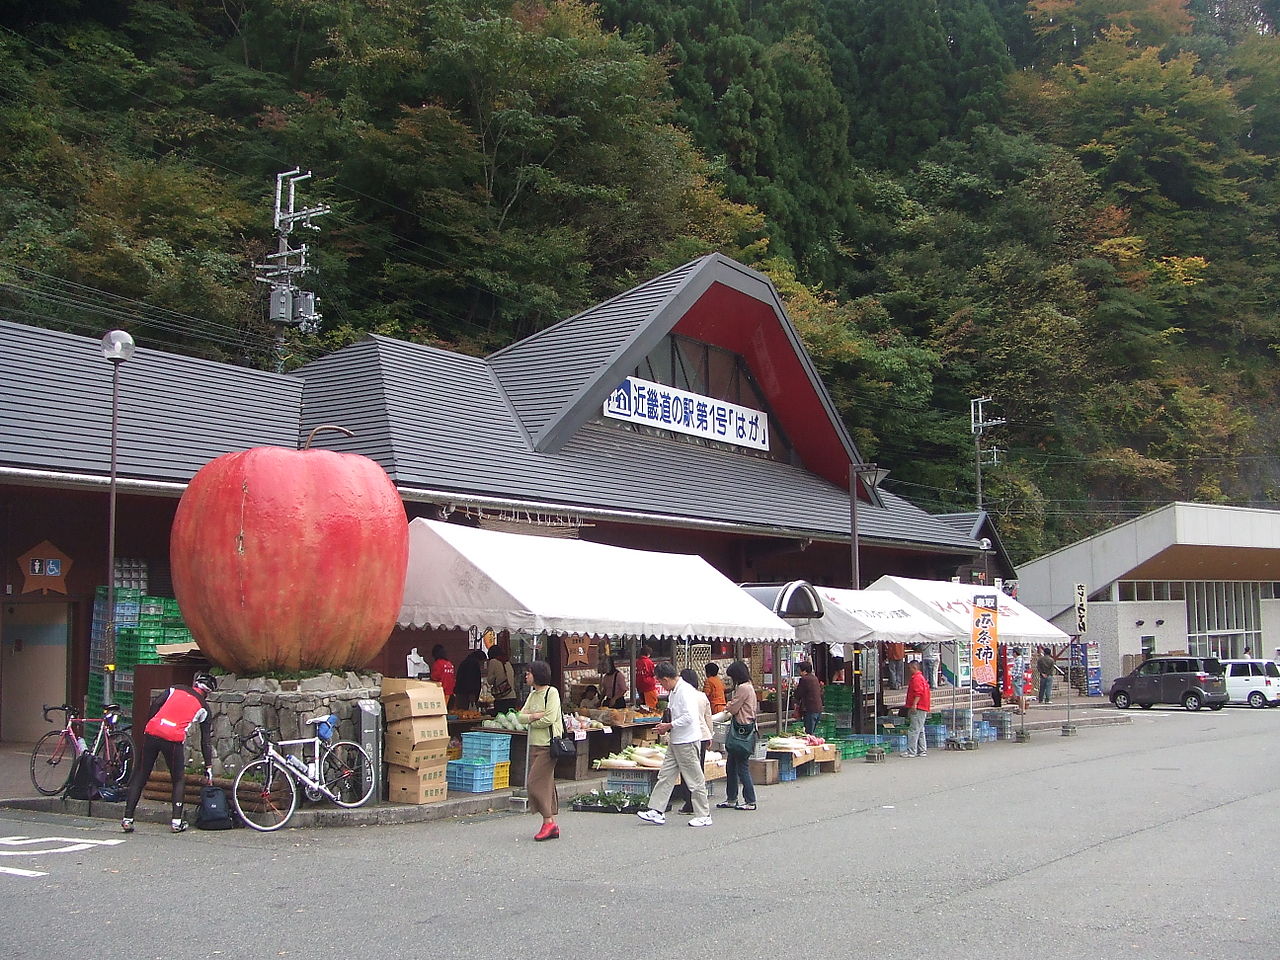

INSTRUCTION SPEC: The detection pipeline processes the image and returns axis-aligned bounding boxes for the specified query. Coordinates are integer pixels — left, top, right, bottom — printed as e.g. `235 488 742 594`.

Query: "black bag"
545 688 576 759
66 752 106 800
549 729 577 759
725 718 757 757
195 785 235 830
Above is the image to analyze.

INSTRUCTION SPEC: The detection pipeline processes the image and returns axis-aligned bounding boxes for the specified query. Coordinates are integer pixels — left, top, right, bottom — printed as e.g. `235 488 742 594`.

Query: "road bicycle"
31 703 135 796
231 715 374 831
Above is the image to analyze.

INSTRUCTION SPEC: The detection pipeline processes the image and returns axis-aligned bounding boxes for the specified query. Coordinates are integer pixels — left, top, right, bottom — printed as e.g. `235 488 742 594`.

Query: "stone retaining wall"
176 672 383 777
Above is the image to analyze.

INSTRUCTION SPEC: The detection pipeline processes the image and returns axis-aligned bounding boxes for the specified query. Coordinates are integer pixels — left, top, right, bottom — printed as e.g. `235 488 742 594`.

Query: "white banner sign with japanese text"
603 376 770 451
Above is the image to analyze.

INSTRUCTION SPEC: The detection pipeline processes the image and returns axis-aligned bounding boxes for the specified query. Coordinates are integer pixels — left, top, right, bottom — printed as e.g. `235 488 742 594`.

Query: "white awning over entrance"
865 575 1070 647
796 587 960 646
398 518 795 641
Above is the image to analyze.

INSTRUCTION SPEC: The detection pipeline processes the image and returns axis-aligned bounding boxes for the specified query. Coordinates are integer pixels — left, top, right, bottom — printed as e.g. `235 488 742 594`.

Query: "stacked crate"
88 586 142 718
446 731 512 793
605 767 659 800
382 680 450 804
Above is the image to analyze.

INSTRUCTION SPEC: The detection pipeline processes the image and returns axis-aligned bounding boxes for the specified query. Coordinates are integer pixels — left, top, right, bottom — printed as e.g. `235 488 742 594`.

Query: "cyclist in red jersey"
121 673 216 834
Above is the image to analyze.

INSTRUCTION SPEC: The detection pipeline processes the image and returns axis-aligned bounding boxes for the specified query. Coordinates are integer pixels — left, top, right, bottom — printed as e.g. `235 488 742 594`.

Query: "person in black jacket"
795 661 823 735
454 649 486 711
121 673 216 834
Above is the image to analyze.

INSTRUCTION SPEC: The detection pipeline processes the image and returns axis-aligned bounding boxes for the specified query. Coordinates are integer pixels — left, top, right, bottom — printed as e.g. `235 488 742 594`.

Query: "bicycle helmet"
192 672 218 692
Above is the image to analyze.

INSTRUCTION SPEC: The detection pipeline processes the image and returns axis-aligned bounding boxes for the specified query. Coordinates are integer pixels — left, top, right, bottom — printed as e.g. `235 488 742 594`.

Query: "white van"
1220 659 1280 708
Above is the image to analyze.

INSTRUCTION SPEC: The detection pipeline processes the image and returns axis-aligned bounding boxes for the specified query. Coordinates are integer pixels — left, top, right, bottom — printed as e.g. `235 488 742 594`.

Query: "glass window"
1266 662 1280 678
1138 661 1162 677
1230 663 1249 677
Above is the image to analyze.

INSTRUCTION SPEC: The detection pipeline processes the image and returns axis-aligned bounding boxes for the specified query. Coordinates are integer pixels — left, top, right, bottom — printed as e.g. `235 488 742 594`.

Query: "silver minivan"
1220 659 1280 708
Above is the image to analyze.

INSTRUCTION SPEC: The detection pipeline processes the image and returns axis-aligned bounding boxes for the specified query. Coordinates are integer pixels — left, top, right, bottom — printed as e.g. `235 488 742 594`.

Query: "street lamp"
849 462 890 589
101 330 135 706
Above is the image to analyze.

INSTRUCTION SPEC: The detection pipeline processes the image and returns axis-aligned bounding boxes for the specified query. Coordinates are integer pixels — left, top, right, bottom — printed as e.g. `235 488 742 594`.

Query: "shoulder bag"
544 688 577 758
725 716 757 757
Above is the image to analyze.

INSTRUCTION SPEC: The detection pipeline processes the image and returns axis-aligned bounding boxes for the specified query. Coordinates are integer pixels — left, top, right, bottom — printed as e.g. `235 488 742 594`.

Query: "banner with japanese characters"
971 594 999 688
604 376 770 452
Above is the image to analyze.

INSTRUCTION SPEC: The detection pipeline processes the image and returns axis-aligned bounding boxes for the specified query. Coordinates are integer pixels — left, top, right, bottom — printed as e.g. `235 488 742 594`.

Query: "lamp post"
849 462 890 589
101 330 135 706
849 461 889 739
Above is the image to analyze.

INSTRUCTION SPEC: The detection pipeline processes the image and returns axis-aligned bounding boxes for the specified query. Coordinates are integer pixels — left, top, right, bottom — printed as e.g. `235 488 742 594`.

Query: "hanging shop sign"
17 540 72 596
971 593 999 688
604 376 770 452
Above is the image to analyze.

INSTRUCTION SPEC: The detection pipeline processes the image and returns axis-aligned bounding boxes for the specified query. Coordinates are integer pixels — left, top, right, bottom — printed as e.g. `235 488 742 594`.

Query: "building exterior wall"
1051 599 1186 689
1262 598 1280 660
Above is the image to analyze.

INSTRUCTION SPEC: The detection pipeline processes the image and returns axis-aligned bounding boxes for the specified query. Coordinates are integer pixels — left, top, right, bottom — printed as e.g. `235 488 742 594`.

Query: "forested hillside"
3 0 1279 561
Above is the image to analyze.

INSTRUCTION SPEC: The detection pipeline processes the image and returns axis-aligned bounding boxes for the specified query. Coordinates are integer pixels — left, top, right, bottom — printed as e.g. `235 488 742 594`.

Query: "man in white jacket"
636 663 712 827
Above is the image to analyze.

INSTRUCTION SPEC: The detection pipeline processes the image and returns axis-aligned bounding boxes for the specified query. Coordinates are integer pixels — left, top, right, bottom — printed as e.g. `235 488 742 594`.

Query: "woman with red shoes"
518 659 563 841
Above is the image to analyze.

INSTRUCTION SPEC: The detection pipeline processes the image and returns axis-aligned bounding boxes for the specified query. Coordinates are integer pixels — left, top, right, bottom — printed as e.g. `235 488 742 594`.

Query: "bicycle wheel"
31 731 74 795
320 741 375 808
97 730 134 789
232 759 298 831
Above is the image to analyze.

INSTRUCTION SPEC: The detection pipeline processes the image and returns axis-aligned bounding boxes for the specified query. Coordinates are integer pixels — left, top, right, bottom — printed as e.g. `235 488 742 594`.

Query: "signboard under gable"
604 376 770 452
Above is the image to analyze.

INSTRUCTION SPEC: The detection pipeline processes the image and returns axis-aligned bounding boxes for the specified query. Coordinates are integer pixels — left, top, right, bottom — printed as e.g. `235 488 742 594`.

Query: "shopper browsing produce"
635 663 712 827
487 647 518 713
712 660 758 811
518 660 563 841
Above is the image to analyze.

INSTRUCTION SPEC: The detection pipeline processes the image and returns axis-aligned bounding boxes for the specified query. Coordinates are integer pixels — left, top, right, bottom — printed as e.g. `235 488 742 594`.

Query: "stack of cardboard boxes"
382 679 450 805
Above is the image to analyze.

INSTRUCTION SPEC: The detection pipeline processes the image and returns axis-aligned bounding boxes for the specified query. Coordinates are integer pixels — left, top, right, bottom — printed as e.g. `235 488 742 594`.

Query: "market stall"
865 575 1072 741
396 519 796 792
864 575 1070 676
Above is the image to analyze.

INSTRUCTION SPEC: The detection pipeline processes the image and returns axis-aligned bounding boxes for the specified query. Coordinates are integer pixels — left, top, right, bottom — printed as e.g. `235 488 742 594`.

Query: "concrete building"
1016 502 1280 688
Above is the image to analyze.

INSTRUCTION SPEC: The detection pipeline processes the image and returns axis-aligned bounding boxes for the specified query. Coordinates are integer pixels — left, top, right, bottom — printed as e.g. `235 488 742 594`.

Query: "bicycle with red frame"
30 703 135 796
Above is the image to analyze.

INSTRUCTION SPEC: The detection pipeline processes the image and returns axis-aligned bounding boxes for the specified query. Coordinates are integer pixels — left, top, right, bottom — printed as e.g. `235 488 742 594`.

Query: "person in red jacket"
903 660 932 758
122 672 216 833
635 646 658 710
431 644 457 704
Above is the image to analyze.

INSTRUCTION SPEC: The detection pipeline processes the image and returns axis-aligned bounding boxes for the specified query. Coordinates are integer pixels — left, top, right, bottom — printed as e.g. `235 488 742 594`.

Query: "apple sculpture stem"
170 424 409 673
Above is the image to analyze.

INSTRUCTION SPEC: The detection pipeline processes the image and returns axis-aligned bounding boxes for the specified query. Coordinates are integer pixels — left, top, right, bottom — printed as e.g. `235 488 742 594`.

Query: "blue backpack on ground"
195 785 235 830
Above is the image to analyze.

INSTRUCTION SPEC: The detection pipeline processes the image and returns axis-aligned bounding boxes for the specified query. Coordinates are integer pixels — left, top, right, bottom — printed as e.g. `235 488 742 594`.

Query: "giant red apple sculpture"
171 426 408 673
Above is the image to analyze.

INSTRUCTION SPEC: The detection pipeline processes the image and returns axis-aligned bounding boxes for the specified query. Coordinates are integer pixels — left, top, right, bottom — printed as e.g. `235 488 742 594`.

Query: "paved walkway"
0 692 1125 829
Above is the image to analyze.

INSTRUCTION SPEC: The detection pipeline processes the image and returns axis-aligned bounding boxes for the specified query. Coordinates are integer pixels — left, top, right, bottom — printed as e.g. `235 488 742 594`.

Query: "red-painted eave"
672 282 853 491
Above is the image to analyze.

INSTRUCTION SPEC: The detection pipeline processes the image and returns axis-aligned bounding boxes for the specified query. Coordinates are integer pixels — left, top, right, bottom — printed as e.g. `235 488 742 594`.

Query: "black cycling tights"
124 734 186 820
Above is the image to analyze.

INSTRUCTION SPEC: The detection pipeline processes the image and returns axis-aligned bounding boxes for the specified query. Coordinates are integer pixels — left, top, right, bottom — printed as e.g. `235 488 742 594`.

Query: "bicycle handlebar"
42 704 72 723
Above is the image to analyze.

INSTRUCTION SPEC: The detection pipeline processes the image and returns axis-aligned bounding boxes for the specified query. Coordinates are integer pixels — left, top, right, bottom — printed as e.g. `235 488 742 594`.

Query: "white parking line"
0 866 48 878
0 835 127 855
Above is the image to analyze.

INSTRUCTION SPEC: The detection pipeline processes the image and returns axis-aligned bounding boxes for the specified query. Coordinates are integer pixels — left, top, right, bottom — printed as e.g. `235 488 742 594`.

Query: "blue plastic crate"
461 731 512 763
766 750 796 772
778 766 797 781
447 758 496 792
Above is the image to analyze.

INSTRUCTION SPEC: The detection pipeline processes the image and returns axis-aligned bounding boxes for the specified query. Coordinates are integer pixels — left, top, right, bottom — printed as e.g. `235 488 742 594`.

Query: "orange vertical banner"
971 594 999 687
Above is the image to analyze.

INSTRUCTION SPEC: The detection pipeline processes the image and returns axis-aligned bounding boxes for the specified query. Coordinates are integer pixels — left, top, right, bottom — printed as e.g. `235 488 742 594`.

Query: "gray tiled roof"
489 257 705 449
295 334 975 549
0 319 301 482
488 255 858 474
0 264 977 554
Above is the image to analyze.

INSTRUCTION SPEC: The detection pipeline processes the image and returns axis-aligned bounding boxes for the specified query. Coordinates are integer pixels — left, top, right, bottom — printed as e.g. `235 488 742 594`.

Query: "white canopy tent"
398 518 795 641
865 575 1071 648
796 587 960 647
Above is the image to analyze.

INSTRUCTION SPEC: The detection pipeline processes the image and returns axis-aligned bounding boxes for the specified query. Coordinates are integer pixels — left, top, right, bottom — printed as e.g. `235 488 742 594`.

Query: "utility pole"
255 169 330 367
970 397 1005 510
